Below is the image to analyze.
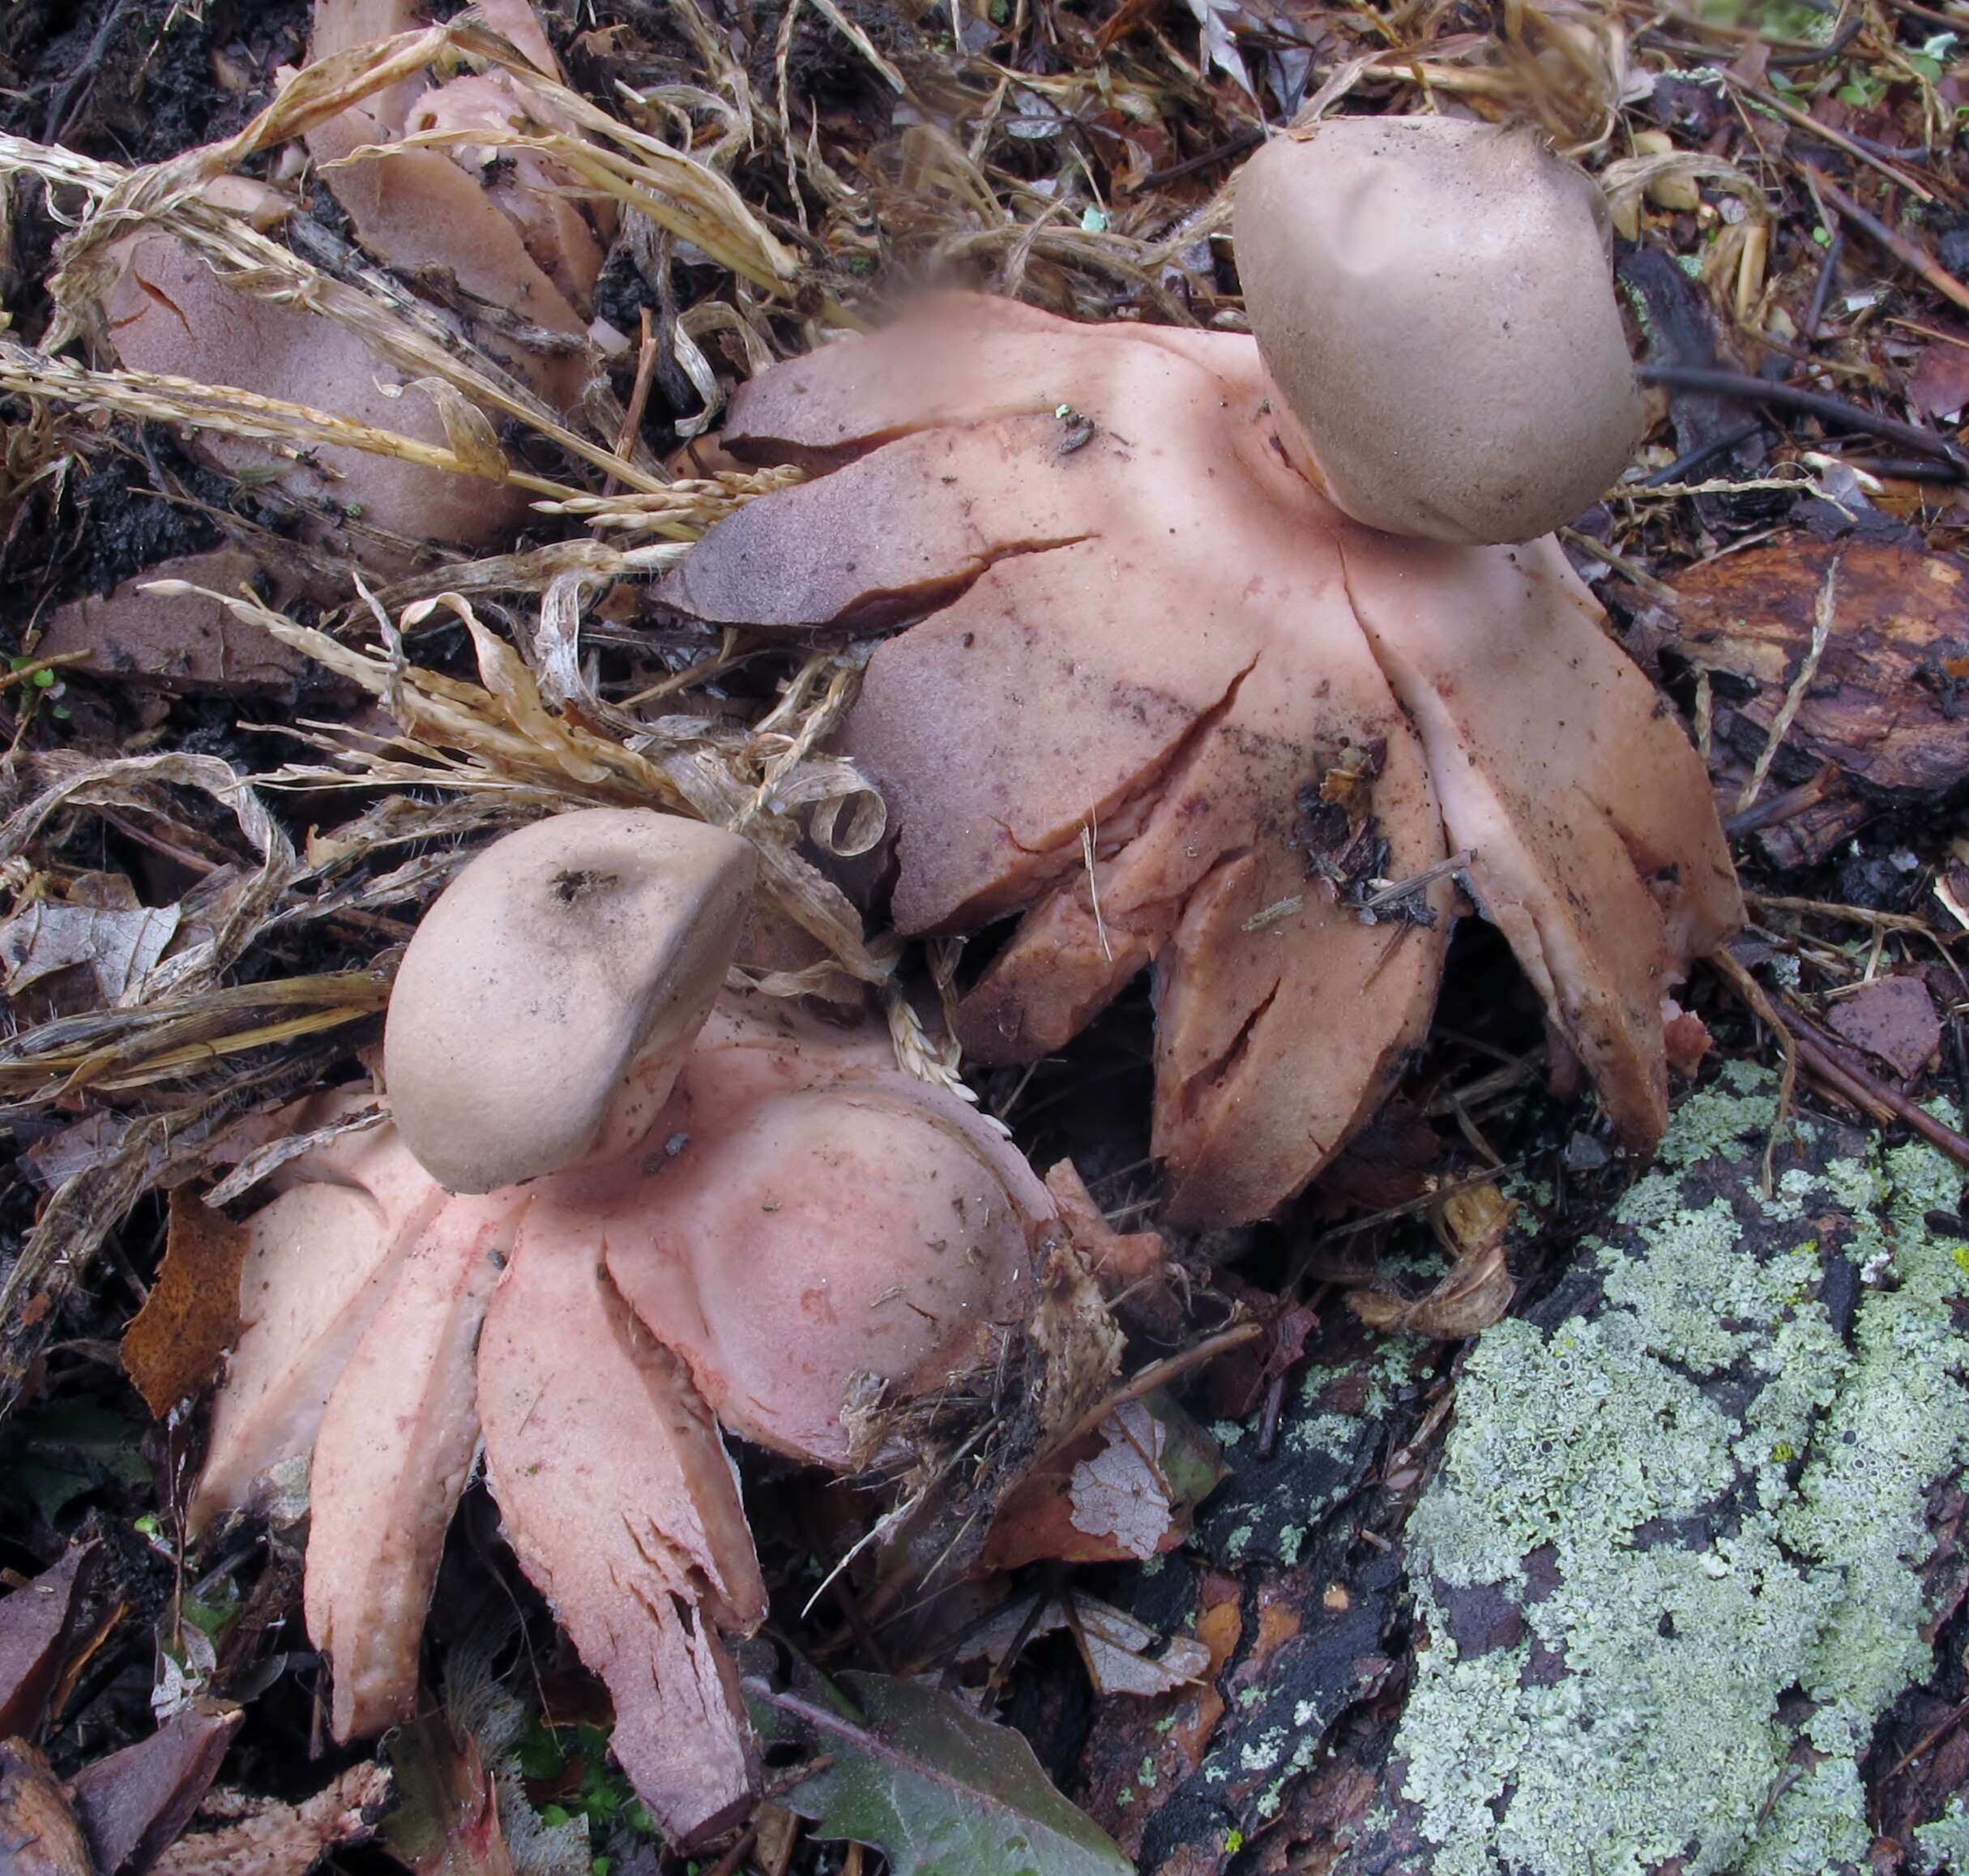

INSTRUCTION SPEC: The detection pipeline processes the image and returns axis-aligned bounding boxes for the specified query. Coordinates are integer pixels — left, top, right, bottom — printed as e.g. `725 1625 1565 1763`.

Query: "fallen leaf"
1826 976 1943 1080
1070 1400 1177 1560
748 1671 1133 1876
0 1545 97 1741
1676 538 1969 797
121 1193 250 1419
1907 340 1969 422
985 1391 1225 1570
962 1590 1213 1699
1180 0 1258 98
1439 1182 1516 1260
0 892 182 1008
0 1399 152 1528
148 1762 392 1876
1352 1241 1514 1340
1206 1275 1318 1421
34 551 307 699
70 1707 241 1876
0 1738 92 1876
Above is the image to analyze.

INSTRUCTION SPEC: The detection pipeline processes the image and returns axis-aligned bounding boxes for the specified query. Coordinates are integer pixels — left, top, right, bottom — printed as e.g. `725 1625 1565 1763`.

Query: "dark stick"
1810 167 1969 321
1138 128 1264 189
41 0 134 145
1723 763 1840 839
1782 997 1969 1170
1634 363 1969 476
1642 419 1767 486
1805 229 1844 341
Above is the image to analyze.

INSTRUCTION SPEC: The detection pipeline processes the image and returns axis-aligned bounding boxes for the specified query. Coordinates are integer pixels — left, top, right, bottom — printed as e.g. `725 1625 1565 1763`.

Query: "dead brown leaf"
985 1392 1224 1570
1826 976 1944 1081
0 1545 97 1741
121 1192 249 1418
71 1707 242 1876
1351 1189 1517 1340
1069 1400 1176 1562
963 1590 1213 1699
1907 340 1969 423
1 898 181 1007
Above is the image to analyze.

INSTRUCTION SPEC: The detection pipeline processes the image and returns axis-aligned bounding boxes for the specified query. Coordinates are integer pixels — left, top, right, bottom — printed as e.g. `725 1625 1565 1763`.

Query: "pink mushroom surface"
194 986 1079 1844
305 0 610 410
660 292 1741 1224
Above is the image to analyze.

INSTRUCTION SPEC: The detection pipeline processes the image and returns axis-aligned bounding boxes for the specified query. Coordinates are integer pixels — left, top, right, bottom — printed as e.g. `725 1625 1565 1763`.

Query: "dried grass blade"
0 342 579 500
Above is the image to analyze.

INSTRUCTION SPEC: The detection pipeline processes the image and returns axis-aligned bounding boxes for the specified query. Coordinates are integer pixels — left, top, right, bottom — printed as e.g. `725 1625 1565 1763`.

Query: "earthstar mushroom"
661 118 1741 1224
1234 116 1642 544
193 810 1125 1844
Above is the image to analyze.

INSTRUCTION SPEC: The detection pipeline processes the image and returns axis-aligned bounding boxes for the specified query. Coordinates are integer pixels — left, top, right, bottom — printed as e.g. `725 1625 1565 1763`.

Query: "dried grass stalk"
152 579 893 986
0 341 583 501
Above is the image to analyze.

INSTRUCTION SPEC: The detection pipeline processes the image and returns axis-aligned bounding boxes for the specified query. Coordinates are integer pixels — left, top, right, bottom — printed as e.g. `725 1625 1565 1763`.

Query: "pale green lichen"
1913 1796 1969 1874
1373 1070 1969 1876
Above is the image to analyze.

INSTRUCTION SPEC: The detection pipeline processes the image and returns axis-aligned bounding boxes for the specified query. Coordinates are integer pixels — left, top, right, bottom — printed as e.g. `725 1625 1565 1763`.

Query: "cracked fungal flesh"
304 0 612 411
661 292 1741 1224
191 985 1052 1844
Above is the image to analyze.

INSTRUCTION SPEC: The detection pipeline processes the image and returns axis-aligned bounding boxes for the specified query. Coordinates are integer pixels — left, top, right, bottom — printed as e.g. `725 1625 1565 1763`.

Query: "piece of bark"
0 1548 96 1741
0 1739 92 1876
35 552 307 699
147 1763 392 1876
70 1707 241 1875
1826 976 1944 1080
1676 538 1969 797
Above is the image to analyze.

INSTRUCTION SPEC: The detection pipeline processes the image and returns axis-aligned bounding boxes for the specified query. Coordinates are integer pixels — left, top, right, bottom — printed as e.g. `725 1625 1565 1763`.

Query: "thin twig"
1044 1319 1264 1460
1886 1694 1969 1778
1780 995 1969 1169
1736 553 1839 814
1709 950 1800 1194
0 650 89 693
1727 75 1937 202
1805 229 1845 342
1811 167 1969 321
609 306 662 489
1747 893 1958 938
1634 365 1967 474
